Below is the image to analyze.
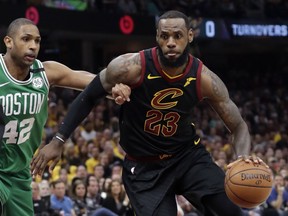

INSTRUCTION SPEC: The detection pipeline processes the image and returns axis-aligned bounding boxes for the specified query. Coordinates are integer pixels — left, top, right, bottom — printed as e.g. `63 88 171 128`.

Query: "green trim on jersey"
0 55 49 174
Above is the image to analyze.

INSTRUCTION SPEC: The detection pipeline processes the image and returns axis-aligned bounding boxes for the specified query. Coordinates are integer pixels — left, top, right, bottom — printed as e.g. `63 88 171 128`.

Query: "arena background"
0 2 287 88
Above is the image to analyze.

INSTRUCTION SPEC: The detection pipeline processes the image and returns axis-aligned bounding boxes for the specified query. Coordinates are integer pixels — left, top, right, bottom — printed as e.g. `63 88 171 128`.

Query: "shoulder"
42 61 61 80
106 52 142 86
199 64 228 99
42 61 70 74
65 196 73 203
109 52 141 67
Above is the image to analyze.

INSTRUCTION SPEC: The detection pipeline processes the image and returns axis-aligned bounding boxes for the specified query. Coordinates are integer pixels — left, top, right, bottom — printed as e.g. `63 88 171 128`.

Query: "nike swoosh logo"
159 154 172 160
0 82 9 87
194 137 200 145
147 74 161 80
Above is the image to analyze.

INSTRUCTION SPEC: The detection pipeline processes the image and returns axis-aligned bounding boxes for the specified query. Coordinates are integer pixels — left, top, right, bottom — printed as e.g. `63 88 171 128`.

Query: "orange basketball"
225 160 273 209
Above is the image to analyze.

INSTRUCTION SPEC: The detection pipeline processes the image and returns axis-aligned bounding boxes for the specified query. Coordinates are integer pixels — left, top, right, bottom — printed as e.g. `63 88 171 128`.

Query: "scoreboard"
192 18 288 39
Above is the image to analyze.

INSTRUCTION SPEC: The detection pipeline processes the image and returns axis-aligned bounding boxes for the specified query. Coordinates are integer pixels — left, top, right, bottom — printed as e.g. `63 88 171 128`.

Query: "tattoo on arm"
107 53 141 84
203 66 242 132
202 66 227 100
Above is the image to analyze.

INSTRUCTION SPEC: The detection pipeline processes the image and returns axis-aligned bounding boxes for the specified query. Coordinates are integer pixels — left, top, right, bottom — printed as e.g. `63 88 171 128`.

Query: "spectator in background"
71 179 87 216
265 174 285 215
81 120 97 142
50 180 75 216
98 152 112 178
282 176 288 214
94 164 105 182
64 142 82 167
102 140 123 166
39 180 51 198
87 141 96 158
57 167 71 194
39 179 54 213
75 136 87 156
276 127 288 150
102 179 133 216
86 145 100 174
110 162 123 180
74 165 88 183
85 176 117 216
32 181 50 216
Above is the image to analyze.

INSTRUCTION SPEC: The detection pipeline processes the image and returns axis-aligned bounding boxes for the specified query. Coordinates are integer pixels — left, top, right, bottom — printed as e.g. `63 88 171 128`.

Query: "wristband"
54 133 66 143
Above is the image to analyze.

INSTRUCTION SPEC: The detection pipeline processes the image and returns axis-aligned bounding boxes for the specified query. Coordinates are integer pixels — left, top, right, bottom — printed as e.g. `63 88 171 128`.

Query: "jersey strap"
29 68 45 73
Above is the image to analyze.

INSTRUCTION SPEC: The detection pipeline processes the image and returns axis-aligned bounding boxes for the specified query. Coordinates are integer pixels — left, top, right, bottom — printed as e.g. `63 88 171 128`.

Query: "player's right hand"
31 138 64 177
111 83 131 105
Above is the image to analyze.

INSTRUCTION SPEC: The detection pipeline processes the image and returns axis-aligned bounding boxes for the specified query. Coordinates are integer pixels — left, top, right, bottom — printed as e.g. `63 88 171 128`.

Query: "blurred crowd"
1 0 288 18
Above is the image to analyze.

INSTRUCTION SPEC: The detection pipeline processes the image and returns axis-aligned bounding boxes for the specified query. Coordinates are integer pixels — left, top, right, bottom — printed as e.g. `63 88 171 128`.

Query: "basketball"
225 160 273 208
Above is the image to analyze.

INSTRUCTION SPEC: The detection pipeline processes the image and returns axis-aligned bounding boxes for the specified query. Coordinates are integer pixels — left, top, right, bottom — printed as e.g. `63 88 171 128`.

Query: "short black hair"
51 179 65 188
6 18 36 37
156 10 190 29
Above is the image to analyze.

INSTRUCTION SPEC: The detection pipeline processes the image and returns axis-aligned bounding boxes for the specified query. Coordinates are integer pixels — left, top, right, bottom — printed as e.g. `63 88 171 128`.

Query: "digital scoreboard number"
191 18 288 39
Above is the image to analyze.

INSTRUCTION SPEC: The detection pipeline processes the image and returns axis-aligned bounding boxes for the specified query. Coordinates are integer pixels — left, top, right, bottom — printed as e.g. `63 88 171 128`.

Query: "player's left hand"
30 138 64 177
107 83 131 105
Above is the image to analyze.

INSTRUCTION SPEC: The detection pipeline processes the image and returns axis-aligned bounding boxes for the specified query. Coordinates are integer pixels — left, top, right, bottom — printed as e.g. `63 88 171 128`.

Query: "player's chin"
23 59 34 66
164 55 177 62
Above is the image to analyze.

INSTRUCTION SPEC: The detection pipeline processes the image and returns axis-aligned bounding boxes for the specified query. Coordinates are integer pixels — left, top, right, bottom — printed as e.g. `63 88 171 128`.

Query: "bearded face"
157 44 190 68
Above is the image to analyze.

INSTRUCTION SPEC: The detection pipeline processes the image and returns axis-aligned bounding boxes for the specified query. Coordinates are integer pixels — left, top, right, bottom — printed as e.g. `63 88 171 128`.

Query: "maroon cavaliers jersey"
119 47 203 157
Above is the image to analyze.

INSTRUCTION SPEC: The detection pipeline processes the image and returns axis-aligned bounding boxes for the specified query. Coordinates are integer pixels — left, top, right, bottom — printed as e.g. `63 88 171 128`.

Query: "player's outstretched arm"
30 78 131 176
31 54 139 177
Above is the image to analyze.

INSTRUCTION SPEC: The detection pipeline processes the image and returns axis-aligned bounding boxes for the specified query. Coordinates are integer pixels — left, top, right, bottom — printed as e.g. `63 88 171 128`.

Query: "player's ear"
188 28 193 44
156 29 159 43
4 36 12 49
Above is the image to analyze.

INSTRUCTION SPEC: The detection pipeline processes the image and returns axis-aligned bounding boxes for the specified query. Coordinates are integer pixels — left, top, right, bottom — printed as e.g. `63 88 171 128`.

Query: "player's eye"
22 37 29 42
160 34 168 40
175 33 182 39
35 38 41 44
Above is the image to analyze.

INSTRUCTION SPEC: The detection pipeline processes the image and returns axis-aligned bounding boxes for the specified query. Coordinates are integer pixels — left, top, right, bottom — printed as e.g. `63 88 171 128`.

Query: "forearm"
58 75 107 139
232 120 251 157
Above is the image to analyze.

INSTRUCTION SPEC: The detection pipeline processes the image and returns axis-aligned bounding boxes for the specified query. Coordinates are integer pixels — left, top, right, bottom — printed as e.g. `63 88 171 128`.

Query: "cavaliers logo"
32 77 43 89
151 88 183 110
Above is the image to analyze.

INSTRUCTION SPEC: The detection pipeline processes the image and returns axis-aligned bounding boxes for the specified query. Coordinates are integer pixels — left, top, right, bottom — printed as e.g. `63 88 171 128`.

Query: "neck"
159 60 188 77
3 54 30 80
